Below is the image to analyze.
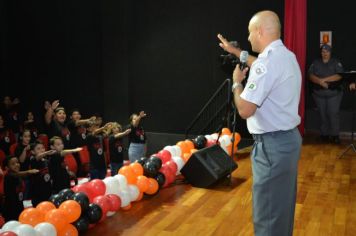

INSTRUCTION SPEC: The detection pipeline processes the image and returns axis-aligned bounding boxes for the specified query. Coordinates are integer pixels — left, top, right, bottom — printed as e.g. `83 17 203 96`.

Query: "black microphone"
239 50 249 70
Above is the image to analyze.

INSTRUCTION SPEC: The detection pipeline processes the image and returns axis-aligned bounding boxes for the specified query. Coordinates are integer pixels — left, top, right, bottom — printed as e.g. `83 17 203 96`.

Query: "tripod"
338 72 356 158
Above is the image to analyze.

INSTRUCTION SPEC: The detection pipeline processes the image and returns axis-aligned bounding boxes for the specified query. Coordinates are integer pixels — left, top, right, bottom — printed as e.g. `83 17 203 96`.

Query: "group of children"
0 96 148 222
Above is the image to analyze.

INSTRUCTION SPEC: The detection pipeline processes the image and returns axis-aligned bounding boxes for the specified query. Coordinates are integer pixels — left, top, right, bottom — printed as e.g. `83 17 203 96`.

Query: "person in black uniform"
49 136 82 193
3 156 38 221
308 44 344 143
128 111 147 163
107 122 131 176
29 141 56 206
44 100 71 149
0 114 16 155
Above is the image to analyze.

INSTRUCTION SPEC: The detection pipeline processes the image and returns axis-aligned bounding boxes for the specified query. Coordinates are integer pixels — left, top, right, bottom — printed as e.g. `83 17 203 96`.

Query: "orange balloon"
59 200 82 223
222 127 232 136
122 204 132 211
190 149 198 154
176 141 188 154
184 139 195 151
136 175 149 192
58 223 78 236
19 207 43 226
145 178 159 195
36 201 56 215
232 132 241 147
118 166 137 184
45 209 68 231
130 162 144 176
182 153 191 163
226 144 233 156
135 192 144 201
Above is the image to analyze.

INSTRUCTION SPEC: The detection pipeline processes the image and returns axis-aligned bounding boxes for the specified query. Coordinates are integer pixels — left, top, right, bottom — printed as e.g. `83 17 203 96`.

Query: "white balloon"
118 190 131 207
34 223 57 236
163 146 175 157
103 176 120 195
106 211 116 217
172 156 185 175
211 133 219 140
128 184 140 202
0 229 4 233
2 220 21 231
205 135 213 141
13 224 37 236
219 135 231 147
114 174 128 190
172 145 182 157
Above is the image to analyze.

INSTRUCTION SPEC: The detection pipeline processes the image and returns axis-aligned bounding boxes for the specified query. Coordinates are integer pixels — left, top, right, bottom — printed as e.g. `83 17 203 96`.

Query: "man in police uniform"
308 44 344 144
218 10 302 236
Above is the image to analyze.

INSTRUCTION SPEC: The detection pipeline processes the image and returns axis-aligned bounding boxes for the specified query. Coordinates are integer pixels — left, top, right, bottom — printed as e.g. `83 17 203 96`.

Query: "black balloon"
148 156 162 170
72 216 89 234
58 188 74 200
49 194 65 207
136 156 148 166
85 203 103 224
143 161 159 177
71 192 90 212
194 135 207 149
155 172 166 188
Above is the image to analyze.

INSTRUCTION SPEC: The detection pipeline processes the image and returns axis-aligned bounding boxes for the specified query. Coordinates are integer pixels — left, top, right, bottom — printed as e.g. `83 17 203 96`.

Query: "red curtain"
284 0 307 136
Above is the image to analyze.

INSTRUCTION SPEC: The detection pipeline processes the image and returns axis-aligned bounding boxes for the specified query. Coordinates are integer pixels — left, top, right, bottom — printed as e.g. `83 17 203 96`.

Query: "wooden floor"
86 136 356 236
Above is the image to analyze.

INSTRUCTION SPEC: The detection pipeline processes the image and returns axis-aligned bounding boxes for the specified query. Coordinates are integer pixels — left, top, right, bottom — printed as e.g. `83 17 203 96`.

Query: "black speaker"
181 144 238 188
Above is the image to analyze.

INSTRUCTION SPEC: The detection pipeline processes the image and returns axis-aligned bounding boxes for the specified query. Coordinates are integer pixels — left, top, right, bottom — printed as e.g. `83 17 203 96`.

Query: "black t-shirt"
3 172 25 221
0 127 15 154
108 135 124 164
14 143 31 171
48 153 70 193
2 105 21 133
128 124 146 144
30 156 52 205
86 134 106 171
67 120 87 148
48 120 71 148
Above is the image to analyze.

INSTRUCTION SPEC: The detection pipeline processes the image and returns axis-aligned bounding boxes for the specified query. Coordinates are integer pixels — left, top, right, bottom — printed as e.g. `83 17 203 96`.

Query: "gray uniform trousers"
251 128 302 236
312 89 343 136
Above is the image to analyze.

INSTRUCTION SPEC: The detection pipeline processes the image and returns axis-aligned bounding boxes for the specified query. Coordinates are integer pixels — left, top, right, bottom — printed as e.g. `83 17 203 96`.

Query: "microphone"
239 50 249 70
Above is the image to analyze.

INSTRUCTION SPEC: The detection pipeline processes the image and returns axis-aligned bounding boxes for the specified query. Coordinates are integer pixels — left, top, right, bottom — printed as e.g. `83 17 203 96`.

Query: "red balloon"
88 179 106 197
0 232 18 236
0 215 5 228
92 195 111 222
106 194 121 212
157 150 172 163
165 161 178 175
72 184 95 202
206 139 217 147
159 167 174 187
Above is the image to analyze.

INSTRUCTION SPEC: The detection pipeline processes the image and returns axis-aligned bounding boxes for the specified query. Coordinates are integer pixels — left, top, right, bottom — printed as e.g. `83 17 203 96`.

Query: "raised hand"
139 111 147 118
51 100 60 110
217 34 239 55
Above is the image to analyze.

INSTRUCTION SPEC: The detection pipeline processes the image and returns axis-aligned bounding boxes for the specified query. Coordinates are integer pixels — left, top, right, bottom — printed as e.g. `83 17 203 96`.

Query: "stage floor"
85 135 356 236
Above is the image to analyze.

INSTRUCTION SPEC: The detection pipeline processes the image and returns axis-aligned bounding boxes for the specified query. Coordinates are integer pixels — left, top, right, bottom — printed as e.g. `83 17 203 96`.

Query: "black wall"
1 0 284 134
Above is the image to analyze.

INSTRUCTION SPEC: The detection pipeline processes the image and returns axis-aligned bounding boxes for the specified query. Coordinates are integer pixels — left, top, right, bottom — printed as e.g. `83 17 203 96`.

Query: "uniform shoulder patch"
247 82 257 91
254 63 267 76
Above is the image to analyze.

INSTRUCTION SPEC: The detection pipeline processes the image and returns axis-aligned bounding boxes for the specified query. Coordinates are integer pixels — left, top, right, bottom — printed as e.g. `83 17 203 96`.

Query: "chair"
64 153 78 174
9 143 18 156
37 134 49 150
0 149 6 169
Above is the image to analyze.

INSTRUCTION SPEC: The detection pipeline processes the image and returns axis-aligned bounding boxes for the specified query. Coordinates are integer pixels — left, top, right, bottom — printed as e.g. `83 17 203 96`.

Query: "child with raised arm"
107 122 131 176
3 156 38 221
128 111 147 163
30 141 56 206
49 136 82 193
86 122 111 180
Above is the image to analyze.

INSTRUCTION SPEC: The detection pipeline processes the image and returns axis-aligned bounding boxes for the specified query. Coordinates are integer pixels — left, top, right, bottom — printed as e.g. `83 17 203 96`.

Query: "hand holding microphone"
233 50 249 84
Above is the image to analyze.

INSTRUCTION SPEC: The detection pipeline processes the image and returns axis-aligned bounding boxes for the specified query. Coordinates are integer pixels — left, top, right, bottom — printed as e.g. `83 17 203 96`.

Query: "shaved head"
249 10 281 38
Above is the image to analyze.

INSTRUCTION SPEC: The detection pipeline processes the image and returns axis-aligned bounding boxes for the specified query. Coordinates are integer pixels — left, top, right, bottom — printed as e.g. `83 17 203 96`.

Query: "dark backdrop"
7 1 354 134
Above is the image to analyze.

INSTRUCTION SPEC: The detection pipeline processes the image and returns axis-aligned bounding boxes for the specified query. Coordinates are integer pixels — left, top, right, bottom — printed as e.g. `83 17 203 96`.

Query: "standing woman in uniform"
308 44 344 143
128 111 147 163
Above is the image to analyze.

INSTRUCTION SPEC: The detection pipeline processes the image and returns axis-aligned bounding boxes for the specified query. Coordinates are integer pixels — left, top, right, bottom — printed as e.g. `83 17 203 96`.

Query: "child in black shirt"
30 141 56 207
128 111 147 163
3 156 38 221
49 136 82 194
107 122 131 176
0 114 16 155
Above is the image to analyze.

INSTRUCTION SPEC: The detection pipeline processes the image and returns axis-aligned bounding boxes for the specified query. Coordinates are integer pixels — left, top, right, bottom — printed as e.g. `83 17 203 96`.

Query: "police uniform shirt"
308 58 344 90
240 39 302 134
